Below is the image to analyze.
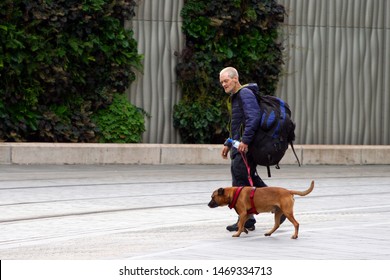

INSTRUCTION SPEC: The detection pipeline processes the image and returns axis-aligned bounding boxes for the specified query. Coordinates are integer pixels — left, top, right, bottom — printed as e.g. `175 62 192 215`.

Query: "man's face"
219 72 238 94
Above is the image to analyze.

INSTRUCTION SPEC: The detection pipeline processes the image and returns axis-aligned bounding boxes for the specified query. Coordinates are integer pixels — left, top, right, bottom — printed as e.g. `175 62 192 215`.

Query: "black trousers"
230 150 266 187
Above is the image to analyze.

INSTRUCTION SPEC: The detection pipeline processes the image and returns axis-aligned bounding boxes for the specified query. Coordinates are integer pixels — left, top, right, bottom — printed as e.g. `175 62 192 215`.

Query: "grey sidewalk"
0 164 389 260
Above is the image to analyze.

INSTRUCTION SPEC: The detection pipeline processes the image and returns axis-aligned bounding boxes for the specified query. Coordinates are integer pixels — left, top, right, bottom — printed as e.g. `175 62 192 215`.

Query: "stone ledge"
0 143 389 165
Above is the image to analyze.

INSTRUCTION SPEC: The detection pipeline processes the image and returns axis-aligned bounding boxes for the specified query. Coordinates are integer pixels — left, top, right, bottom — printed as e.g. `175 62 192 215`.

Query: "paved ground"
0 164 390 260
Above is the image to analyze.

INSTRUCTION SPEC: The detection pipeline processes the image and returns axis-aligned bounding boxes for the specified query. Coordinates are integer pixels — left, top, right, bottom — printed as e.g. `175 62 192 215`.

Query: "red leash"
240 152 258 214
240 151 253 187
228 152 257 214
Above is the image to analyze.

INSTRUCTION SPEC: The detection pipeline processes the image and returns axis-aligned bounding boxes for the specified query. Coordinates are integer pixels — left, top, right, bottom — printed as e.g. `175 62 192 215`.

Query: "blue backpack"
240 84 300 177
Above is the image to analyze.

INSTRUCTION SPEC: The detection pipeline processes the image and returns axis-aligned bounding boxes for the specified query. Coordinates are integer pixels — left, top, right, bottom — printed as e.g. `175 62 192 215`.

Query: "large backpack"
240 84 300 177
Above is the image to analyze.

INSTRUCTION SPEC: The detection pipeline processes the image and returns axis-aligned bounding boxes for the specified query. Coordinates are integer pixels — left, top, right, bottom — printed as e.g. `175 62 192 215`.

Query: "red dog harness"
228 187 259 215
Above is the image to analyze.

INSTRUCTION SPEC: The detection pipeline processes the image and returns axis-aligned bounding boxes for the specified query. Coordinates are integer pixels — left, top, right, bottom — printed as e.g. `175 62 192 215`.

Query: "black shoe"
226 218 256 232
245 219 256 231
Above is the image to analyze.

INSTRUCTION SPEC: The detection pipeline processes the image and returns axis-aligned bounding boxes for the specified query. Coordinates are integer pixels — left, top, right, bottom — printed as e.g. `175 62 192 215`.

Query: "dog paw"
232 233 240 237
264 233 271 236
291 235 298 239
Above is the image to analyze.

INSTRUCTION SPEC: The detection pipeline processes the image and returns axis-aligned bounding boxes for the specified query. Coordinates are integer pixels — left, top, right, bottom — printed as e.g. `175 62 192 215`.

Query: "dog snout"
208 199 218 208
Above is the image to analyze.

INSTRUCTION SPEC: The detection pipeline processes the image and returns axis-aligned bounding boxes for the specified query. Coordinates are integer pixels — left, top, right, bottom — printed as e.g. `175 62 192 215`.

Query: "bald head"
219 67 241 94
219 67 239 79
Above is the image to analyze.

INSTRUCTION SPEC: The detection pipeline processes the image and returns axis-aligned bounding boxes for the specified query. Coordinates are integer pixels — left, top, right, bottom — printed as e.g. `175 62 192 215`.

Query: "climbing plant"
0 0 144 142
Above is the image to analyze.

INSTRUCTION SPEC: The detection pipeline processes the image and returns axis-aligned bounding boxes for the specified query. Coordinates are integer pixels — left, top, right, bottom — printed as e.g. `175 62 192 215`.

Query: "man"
219 67 266 231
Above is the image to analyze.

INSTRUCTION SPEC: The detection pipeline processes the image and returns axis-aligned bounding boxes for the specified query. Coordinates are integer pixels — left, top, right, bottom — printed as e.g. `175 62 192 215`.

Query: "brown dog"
208 181 314 239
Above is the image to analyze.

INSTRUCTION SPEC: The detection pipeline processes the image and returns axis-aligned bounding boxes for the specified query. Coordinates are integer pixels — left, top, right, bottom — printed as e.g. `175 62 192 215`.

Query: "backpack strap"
266 165 271 178
289 142 301 166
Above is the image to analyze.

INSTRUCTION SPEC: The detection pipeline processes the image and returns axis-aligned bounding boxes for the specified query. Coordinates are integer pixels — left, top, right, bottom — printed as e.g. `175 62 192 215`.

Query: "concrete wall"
128 0 390 145
127 0 183 144
277 0 390 145
1 143 389 165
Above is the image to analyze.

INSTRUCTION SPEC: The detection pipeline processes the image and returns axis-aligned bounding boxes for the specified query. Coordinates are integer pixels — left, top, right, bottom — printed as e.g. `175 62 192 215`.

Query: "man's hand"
221 146 230 159
238 142 248 153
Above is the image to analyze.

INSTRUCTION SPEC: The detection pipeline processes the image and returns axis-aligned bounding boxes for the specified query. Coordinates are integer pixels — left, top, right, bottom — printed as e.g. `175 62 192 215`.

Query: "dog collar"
228 187 244 209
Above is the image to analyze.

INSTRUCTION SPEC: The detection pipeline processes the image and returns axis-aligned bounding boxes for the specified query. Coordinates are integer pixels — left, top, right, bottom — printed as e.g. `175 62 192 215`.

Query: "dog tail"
290 180 314 196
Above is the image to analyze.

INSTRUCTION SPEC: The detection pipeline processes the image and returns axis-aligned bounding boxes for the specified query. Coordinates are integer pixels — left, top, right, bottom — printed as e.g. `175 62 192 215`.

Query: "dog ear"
217 188 224 195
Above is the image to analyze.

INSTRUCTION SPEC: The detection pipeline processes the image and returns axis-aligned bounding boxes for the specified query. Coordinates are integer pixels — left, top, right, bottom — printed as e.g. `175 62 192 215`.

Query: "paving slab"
0 164 389 260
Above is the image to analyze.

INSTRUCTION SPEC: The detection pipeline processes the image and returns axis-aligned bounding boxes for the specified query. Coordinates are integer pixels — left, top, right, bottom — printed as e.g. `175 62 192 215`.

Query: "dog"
208 181 314 239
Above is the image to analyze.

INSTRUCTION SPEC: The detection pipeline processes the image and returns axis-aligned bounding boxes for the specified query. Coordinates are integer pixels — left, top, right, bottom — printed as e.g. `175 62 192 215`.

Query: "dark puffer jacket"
229 83 261 144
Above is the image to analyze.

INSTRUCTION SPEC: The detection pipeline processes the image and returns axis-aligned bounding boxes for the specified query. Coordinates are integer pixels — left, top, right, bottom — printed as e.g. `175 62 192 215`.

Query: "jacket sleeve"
239 88 261 144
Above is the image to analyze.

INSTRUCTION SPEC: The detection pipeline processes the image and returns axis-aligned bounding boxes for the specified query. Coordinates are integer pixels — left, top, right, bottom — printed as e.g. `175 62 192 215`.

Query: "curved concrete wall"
127 0 184 144
278 0 390 144
128 0 390 145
